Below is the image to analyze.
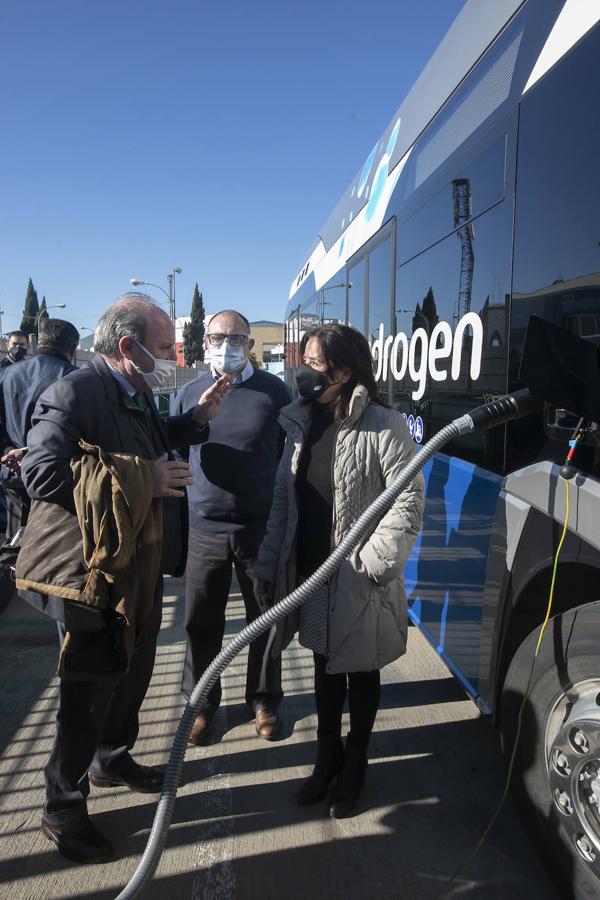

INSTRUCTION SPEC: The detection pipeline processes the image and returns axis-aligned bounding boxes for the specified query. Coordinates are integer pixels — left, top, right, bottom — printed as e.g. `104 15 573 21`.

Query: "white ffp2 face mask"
210 343 247 375
131 341 177 389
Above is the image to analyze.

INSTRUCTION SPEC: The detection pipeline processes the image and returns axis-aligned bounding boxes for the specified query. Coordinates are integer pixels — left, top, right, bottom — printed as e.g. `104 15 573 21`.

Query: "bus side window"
367 236 393 401
393 199 513 471
347 258 366 332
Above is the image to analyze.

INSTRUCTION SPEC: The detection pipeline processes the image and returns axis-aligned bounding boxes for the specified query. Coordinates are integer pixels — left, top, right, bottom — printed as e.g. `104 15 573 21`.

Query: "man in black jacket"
0 319 79 538
20 295 228 864
0 329 29 370
0 320 78 615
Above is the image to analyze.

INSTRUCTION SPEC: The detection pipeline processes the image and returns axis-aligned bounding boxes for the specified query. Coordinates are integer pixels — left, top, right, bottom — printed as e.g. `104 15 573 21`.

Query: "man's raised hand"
193 374 230 425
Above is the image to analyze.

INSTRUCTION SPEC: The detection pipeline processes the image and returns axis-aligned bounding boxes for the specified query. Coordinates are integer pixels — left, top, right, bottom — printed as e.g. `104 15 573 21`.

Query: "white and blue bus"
283 1 600 894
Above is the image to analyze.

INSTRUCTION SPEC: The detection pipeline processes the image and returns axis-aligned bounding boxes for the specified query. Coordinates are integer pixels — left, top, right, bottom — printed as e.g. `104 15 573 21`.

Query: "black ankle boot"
296 734 343 805
329 739 368 819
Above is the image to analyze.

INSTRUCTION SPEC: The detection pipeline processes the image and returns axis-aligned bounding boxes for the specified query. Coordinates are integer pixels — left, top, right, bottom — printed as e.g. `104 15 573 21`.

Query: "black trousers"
2 480 29 542
313 653 381 746
44 582 162 824
181 525 282 712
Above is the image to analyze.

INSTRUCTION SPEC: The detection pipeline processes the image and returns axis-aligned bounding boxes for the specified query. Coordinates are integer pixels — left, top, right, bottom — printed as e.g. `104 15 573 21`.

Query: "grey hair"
94 293 160 356
115 291 158 305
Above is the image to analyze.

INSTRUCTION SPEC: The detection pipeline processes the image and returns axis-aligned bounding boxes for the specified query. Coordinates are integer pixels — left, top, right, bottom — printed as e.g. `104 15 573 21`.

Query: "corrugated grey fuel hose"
116 391 540 899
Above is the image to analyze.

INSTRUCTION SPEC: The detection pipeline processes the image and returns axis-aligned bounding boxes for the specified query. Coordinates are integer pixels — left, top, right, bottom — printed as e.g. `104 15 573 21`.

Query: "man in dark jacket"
20 295 228 864
0 320 79 533
0 329 29 370
0 320 79 613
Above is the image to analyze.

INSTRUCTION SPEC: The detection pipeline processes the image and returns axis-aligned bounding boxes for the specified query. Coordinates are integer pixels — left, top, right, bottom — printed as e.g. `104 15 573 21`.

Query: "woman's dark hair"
300 323 386 420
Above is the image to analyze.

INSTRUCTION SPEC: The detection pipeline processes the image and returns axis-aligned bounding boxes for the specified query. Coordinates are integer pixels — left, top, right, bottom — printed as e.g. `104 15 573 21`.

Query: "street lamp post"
129 276 187 393
130 277 170 304
35 303 67 349
38 303 67 326
166 267 182 322
130 267 182 323
76 325 94 352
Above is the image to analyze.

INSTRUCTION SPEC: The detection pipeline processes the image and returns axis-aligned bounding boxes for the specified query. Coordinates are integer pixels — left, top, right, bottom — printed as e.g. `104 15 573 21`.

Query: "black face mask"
296 364 339 400
8 346 26 362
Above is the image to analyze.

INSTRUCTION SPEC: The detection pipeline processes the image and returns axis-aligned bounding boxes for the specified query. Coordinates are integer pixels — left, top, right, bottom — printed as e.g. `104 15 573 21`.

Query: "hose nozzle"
466 389 543 432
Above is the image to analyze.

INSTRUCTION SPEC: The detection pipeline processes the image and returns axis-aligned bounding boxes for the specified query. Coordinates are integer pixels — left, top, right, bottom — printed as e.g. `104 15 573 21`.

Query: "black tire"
501 602 600 900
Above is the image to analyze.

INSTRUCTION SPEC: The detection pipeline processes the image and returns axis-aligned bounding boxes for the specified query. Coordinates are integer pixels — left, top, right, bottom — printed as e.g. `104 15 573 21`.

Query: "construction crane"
452 178 475 323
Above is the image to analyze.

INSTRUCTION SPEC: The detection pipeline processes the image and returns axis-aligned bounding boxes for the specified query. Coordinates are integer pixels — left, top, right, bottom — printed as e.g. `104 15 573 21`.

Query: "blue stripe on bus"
407 604 491 712
404 452 503 693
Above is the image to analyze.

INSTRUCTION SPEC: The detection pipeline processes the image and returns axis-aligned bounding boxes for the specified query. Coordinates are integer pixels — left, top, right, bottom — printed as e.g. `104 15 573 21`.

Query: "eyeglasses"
206 333 249 347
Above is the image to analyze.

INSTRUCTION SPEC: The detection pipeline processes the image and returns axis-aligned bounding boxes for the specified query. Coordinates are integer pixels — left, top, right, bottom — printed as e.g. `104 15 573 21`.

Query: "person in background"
0 330 29 371
19 295 228 864
0 320 79 542
172 309 291 745
0 320 78 615
255 323 424 818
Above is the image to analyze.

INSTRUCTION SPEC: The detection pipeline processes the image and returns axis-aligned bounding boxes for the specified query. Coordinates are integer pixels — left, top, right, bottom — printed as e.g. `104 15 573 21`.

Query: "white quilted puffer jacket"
255 384 424 674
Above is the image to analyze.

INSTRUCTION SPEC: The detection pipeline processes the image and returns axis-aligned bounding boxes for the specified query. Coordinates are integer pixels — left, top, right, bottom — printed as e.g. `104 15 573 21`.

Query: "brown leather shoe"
255 708 281 740
189 712 213 746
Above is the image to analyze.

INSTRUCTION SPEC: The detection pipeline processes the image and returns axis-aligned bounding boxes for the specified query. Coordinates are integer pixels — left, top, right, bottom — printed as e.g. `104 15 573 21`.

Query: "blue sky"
0 0 466 334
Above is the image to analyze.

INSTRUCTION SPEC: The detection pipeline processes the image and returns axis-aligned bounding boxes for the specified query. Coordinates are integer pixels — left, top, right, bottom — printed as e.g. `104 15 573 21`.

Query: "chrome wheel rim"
545 679 600 880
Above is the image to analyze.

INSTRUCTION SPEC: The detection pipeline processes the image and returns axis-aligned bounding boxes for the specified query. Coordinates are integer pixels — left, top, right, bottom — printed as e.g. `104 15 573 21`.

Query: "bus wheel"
501 602 600 900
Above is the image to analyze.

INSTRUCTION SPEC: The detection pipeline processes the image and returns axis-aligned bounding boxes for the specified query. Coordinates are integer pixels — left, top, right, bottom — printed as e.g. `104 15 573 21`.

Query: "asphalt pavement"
0 577 558 899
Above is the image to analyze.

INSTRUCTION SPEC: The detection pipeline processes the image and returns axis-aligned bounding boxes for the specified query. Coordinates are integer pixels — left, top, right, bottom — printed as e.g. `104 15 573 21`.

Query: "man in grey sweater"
173 309 290 744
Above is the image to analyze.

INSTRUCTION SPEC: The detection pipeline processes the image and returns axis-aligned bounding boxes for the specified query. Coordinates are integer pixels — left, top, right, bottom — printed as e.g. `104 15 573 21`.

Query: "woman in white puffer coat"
255 324 424 819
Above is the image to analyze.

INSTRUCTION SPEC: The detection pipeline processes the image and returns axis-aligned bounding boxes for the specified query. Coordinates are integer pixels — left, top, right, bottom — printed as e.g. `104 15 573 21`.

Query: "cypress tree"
36 296 48 332
20 278 39 334
182 321 193 367
184 284 206 366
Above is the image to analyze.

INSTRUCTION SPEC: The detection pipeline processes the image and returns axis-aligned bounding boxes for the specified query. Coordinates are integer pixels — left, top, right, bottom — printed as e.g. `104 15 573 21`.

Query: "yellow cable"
433 476 571 899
